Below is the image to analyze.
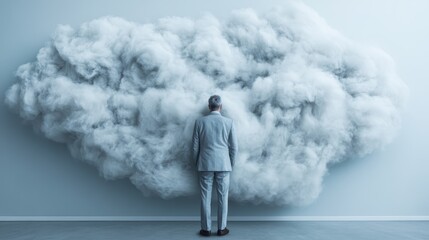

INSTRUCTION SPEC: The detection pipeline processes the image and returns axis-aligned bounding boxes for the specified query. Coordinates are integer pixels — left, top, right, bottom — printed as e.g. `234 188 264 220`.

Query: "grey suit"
192 111 238 231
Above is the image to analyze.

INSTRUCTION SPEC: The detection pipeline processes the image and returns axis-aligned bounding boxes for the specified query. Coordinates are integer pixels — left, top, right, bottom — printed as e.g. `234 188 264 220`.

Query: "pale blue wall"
1 0 428 216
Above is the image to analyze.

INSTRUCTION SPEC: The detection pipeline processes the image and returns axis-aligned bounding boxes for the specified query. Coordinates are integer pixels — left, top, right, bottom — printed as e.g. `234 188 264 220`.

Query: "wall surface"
1 0 428 217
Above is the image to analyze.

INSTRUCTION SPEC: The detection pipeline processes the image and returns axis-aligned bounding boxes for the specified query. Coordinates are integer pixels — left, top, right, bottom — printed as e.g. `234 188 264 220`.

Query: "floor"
1 221 428 240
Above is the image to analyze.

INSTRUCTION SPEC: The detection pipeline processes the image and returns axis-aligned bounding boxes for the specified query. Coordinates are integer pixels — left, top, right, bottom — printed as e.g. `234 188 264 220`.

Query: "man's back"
192 111 237 172
194 95 236 236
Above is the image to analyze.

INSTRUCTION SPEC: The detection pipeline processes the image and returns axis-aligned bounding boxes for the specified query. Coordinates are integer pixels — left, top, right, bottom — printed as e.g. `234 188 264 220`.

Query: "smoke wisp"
5 3 407 205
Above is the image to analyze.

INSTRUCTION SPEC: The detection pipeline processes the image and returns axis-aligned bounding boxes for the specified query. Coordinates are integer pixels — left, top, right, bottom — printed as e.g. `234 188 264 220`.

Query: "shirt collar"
210 111 221 115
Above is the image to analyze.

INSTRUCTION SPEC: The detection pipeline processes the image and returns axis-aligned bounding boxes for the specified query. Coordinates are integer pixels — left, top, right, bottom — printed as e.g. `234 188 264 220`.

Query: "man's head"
208 95 222 111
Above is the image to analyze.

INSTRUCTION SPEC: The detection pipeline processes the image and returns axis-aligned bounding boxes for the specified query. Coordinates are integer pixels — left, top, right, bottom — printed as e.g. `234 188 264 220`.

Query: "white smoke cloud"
4 2 407 205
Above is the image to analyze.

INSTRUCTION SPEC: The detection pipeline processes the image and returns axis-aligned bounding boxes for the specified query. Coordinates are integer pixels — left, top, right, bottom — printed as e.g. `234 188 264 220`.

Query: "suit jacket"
192 111 238 172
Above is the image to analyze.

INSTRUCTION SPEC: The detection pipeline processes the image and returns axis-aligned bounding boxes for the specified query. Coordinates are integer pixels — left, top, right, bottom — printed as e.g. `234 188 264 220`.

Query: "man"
192 95 238 237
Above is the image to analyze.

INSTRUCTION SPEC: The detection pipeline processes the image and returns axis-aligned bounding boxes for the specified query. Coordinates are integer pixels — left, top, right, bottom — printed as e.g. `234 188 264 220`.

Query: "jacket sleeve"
228 120 238 167
192 120 200 167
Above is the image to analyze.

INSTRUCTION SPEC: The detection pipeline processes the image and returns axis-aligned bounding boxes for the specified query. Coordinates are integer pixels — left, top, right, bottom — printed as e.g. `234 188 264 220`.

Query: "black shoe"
217 228 229 236
199 229 211 237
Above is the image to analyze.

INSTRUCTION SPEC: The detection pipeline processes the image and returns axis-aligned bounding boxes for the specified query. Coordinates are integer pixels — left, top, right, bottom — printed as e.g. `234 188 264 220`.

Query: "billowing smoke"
4 3 407 205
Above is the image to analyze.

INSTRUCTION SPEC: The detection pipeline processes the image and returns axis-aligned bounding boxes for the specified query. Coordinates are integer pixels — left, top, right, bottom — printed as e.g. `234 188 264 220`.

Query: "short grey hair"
208 95 222 110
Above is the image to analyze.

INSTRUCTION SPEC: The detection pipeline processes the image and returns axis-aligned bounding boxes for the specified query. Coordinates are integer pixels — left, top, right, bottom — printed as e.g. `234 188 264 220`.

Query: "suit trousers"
199 171 230 231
